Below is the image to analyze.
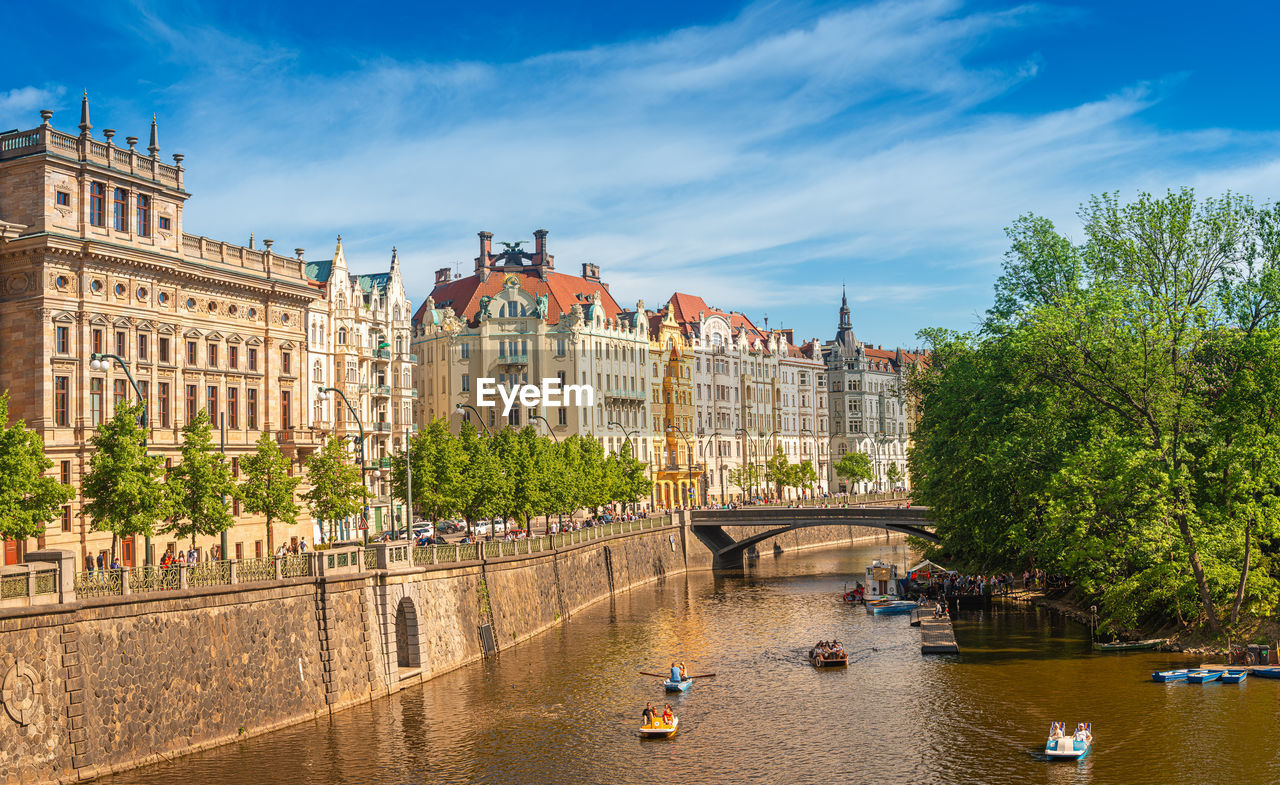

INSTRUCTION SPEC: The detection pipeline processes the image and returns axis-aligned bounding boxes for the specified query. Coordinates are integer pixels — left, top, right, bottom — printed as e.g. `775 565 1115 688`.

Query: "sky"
4 0 1280 349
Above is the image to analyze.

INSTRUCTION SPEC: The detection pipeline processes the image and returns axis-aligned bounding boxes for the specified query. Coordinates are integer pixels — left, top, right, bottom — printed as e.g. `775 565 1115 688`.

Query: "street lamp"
318 386 371 544
608 420 647 514
699 432 722 506
89 352 154 565
455 403 492 436
760 429 778 501
800 426 817 502
666 423 696 509
529 413 558 442
734 426 755 501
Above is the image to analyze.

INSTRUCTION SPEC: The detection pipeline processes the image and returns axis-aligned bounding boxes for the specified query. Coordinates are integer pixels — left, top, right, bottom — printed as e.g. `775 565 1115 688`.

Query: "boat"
1251 667 1280 679
863 560 902 601
663 678 692 692
1044 722 1091 760
1186 669 1223 684
870 600 919 616
808 650 849 668
640 716 678 738
1220 669 1249 684
1093 638 1165 651
1151 669 1191 682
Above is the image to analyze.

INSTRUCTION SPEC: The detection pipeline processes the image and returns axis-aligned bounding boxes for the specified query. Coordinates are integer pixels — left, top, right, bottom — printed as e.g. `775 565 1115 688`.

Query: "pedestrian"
96 552 105 571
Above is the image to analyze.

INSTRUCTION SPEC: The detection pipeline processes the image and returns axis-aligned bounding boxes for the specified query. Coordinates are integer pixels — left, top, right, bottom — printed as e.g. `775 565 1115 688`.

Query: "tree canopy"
0 393 72 542
82 401 167 556
239 432 301 552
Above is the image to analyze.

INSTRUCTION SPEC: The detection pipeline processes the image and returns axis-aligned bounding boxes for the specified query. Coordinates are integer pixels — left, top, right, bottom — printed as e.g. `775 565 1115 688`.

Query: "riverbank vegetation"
909 189 1280 635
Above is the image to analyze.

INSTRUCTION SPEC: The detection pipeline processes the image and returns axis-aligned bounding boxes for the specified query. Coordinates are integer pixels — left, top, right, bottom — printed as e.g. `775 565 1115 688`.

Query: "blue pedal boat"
1152 669 1190 682
1187 669 1223 684
663 678 692 692
1045 722 1092 760
1220 669 1249 684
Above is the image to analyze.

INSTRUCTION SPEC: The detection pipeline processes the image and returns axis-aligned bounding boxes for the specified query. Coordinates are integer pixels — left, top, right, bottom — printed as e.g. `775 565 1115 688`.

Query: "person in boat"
1074 725 1091 743
1049 723 1063 740
642 702 656 726
669 662 682 683
678 662 688 680
662 704 674 725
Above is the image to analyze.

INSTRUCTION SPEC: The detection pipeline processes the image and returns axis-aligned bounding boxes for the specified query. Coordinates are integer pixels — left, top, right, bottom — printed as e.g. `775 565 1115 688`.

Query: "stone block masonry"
0 515 855 785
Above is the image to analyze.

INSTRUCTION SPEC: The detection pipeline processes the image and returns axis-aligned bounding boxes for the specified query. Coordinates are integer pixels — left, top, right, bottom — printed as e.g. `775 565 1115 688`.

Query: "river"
96 540 1278 785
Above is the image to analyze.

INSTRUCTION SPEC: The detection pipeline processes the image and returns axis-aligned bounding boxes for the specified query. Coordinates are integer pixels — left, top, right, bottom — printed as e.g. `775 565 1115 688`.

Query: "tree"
163 409 237 546
303 435 369 542
239 432 301 554
765 446 794 498
82 401 168 558
455 422 506 535
0 392 72 542
727 463 762 498
390 418 465 525
833 451 874 488
885 463 904 489
612 440 652 512
794 460 819 499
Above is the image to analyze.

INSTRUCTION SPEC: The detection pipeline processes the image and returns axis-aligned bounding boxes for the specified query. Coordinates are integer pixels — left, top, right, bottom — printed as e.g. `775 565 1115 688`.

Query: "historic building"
0 97 319 566
411 230 652 464
304 238 414 536
645 307 700 507
823 289 926 493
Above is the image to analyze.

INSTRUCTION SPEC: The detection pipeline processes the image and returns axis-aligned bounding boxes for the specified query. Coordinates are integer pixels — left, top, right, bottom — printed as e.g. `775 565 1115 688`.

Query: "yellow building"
647 307 701 507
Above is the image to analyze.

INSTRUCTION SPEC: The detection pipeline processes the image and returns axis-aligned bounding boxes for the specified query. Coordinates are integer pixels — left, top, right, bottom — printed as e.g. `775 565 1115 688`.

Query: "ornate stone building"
304 238 413 536
645 307 700 507
823 289 926 493
0 97 319 566
411 230 652 464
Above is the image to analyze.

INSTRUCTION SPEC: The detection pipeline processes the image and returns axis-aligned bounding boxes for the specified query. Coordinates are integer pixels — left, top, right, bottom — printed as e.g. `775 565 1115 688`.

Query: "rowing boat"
869 600 918 616
1152 669 1190 682
1250 667 1280 679
640 716 679 738
1093 639 1165 651
1186 669 1222 684
663 678 692 692
1220 669 1249 684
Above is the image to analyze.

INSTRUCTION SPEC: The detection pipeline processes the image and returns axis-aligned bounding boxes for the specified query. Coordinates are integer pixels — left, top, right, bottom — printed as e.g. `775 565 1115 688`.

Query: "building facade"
304 238 414 536
823 289 925 493
0 98 319 566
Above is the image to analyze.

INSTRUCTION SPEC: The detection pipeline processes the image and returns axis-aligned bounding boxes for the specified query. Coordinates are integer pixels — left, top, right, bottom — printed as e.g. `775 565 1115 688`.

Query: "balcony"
374 349 391 360
358 383 370 393
497 353 529 365
373 385 392 397
406 353 418 363
605 388 647 401
376 456 393 469
373 422 392 432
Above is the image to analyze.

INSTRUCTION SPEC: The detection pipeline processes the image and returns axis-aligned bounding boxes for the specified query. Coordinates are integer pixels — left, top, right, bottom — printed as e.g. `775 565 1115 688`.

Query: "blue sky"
4 0 1279 348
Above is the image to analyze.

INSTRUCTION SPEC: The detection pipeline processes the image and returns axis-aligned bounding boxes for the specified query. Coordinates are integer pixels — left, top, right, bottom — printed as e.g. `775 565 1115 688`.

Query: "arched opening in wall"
394 596 421 672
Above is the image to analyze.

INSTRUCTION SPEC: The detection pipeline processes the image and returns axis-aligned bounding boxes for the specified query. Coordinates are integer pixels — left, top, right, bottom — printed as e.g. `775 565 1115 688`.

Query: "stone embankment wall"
0 517 844 785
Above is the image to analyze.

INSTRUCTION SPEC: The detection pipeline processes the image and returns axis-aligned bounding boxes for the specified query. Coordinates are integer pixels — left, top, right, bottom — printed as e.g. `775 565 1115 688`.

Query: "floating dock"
912 608 959 654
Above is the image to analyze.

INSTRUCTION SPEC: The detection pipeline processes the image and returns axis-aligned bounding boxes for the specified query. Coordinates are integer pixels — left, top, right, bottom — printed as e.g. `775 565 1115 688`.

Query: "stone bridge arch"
394 595 422 670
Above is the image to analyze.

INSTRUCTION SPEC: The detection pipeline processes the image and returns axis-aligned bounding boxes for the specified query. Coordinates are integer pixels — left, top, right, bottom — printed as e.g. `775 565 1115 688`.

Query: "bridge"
688 505 936 569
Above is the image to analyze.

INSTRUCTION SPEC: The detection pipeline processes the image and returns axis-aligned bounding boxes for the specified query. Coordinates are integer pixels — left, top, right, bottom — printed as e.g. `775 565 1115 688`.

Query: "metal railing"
131 565 180 592
1 574 28 600
282 555 311 578
238 557 276 583
188 560 232 588
75 569 123 599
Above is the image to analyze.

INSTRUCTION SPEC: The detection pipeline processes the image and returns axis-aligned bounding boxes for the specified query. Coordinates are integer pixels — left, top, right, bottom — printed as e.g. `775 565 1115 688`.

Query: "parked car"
473 520 492 537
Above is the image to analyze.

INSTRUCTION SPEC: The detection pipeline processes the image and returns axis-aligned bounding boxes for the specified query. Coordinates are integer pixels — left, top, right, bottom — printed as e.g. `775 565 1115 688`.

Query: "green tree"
765 446 794 498
82 401 168 558
164 409 237 546
833 451 874 488
303 435 370 542
612 440 652 512
0 392 73 542
885 463 904 489
728 463 762 498
239 432 301 553
455 421 506 535
794 460 819 499
391 418 465 525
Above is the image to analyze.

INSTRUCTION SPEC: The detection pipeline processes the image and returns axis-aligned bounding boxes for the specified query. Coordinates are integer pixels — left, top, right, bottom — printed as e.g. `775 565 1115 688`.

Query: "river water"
98 541 1278 785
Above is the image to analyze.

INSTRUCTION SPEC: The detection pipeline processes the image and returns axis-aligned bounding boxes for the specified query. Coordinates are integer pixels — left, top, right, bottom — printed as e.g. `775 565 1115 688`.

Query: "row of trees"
909 189 1280 633
388 419 651 534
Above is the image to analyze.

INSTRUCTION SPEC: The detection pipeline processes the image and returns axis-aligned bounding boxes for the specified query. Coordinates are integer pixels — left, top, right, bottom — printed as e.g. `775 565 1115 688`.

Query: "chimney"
476 231 493 279
534 229 552 268
581 263 600 282
435 267 452 285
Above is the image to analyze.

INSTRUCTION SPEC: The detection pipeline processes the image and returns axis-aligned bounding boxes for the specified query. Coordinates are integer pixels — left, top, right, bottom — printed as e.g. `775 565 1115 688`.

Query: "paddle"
639 671 669 678
687 673 716 679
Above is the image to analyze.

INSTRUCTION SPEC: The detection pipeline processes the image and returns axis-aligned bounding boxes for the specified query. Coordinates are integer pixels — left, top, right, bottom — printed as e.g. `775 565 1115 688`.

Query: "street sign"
358 520 369 530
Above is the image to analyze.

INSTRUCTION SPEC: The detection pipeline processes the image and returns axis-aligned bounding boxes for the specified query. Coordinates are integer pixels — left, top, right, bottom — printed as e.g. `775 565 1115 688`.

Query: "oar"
639 671 669 678
688 673 716 679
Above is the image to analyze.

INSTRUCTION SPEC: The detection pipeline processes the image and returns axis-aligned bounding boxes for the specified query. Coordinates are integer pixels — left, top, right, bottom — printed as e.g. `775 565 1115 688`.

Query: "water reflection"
97 543 1279 785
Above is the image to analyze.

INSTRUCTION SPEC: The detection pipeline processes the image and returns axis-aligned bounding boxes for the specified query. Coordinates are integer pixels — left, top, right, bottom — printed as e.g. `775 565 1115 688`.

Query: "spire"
148 115 160 156
390 245 399 271
78 90 91 136
838 284 851 329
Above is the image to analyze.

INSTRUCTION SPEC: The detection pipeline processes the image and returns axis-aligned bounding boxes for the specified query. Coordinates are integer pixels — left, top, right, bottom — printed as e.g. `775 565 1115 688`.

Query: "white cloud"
0 86 64 127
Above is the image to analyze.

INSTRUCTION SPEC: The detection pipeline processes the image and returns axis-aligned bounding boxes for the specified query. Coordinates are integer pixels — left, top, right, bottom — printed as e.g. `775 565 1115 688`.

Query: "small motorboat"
1250 667 1280 679
1093 638 1166 652
809 650 849 668
1220 669 1249 684
1186 669 1223 684
869 600 919 616
1044 722 1091 760
1152 669 1191 682
640 716 678 738
663 678 693 692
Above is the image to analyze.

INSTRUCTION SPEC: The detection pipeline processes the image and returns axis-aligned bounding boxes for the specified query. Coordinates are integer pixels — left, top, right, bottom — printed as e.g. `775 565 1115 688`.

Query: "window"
460 342 470 359
55 190 71 207
207 386 218 421
136 194 151 236
158 216 171 231
158 382 170 428
247 389 258 429
248 347 257 371
112 187 128 231
112 379 127 411
281 390 291 429
461 374 470 392
115 330 126 357
55 325 69 354
92 329 103 355
185 384 197 423
61 506 72 533
228 345 238 369
159 337 170 363
54 377 69 426
227 387 238 429
338 328 347 345
208 343 218 368
89 182 105 226
186 341 196 364
558 407 567 426
138 381 149 412
90 378 103 426
282 351 291 375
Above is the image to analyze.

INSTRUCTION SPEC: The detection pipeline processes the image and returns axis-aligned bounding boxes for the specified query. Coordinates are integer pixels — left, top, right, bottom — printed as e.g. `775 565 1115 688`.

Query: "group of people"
275 539 308 558
669 662 688 682
641 702 675 728
810 639 845 661
1049 723 1092 744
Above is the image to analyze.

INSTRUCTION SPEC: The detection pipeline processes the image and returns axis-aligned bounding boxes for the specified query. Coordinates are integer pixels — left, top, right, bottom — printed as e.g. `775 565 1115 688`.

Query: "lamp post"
89 352 154 566
874 431 888 494
800 426 817 502
666 424 695 509
733 427 755 502
455 403 492 436
761 429 778 501
529 413 558 443
699 432 721 506
607 420 646 514
318 386 371 543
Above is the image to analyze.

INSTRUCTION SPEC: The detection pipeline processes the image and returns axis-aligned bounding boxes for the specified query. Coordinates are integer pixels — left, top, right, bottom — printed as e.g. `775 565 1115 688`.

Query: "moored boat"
1044 722 1092 760
640 716 679 738
1186 669 1222 684
1220 669 1249 684
1093 638 1165 651
870 600 919 616
1152 669 1190 682
663 678 692 692
1250 667 1280 679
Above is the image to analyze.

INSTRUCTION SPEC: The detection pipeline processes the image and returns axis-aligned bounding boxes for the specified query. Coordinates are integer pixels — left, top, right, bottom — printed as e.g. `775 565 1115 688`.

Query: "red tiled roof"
666 292 769 348
415 267 623 326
